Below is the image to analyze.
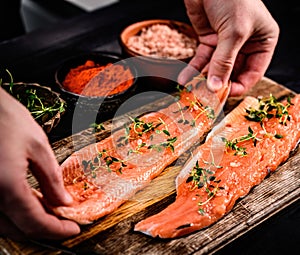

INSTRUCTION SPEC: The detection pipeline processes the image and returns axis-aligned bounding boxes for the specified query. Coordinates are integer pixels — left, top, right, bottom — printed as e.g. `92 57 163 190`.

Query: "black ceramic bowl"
1 82 66 133
54 51 138 122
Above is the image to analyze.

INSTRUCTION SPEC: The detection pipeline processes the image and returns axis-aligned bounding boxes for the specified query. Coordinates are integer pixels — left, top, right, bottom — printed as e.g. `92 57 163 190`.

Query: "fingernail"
177 72 186 85
64 192 74 204
208 76 223 91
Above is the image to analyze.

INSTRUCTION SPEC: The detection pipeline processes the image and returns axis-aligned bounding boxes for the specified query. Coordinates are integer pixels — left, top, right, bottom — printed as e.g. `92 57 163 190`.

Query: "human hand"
0 88 80 240
178 0 279 96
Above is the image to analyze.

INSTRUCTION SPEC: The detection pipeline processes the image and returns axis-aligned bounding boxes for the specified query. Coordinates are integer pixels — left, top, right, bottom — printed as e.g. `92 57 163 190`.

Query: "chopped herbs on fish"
245 93 292 126
186 160 223 214
222 126 262 156
82 149 127 177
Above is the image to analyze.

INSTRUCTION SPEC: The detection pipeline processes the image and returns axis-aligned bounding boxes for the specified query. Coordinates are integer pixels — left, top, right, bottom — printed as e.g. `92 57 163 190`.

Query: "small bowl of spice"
55 51 138 122
119 19 198 91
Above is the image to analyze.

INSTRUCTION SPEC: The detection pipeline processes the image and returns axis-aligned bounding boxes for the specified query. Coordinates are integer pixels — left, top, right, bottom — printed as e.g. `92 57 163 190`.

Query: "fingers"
27 131 73 207
178 44 214 84
206 32 245 93
0 88 80 241
182 0 279 97
229 50 275 97
2 182 80 240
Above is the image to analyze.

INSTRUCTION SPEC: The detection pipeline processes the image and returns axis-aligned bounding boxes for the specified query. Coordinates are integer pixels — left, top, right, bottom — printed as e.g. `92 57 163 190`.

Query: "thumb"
207 36 242 92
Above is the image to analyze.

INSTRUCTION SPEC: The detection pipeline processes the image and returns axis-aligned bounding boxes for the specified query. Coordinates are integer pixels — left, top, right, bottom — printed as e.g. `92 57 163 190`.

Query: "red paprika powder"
62 60 134 97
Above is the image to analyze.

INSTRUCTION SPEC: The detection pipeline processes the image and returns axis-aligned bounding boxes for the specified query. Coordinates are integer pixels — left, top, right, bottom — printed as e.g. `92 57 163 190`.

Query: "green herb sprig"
148 136 177 153
246 94 293 126
116 117 163 147
82 149 127 177
222 126 261 156
1 69 65 123
117 116 177 154
175 76 215 127
90 122 105 132
22 89 65 121
186 159 223 215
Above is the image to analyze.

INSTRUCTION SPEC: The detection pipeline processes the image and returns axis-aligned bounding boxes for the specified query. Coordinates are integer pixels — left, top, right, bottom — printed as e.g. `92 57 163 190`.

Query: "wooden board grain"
1 77 299 255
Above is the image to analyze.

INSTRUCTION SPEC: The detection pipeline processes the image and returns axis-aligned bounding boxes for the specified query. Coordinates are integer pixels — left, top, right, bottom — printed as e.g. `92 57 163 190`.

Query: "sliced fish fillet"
48 75 230 224
134 94 300 238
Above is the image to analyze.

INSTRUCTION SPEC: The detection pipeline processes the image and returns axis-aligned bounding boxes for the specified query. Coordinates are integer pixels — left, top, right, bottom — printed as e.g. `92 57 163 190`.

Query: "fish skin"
49 76 231 224
134 94 300 238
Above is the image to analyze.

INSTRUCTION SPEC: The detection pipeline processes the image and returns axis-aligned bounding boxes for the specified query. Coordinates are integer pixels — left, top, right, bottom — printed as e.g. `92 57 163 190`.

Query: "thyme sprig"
186 159 223 215
116 117 163 147
221 126 261 156
246 94 293 126
131 116 163 136
90 122 105 132
1 69 65 123
174 102 190 125
175 76 215 126
82 149 127 177
127 140 147 155
21 89 65 121
117 116 177 154
148 136 177 153
174 97 215 128
116 124 131 147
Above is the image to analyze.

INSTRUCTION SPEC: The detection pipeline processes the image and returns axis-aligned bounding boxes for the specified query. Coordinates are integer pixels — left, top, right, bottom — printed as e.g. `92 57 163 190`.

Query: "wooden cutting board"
1 77 299 255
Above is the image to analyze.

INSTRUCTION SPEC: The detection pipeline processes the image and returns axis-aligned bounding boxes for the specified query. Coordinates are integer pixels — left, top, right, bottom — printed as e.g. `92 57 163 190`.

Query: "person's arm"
0 87 80 240
178 0 279 96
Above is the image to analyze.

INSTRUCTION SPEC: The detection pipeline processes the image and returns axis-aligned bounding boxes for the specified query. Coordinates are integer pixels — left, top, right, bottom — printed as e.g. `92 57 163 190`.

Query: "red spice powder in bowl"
55 52 138 121
62 60 134 97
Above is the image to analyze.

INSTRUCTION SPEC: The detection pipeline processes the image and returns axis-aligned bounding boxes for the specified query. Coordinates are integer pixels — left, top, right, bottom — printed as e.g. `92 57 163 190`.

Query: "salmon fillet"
50 75 230 224
134 94 300 238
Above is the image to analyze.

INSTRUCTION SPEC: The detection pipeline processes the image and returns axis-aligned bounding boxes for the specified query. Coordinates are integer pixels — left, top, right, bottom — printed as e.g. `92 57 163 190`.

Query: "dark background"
0 0 299 254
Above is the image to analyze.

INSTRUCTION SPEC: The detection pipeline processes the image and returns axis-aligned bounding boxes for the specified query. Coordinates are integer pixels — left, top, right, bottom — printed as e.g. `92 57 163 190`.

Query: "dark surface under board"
0 0 300 254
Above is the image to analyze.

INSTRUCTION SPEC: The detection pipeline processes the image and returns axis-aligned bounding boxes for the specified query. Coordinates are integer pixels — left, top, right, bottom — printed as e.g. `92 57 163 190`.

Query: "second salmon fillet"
134 94 300 238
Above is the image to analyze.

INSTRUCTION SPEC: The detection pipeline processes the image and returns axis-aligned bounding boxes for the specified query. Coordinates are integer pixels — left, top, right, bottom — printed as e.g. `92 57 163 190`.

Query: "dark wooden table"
0 0 299 254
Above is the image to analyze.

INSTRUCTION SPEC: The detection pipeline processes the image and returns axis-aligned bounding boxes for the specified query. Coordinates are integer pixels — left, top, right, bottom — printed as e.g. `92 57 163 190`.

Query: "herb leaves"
1 69 65 124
